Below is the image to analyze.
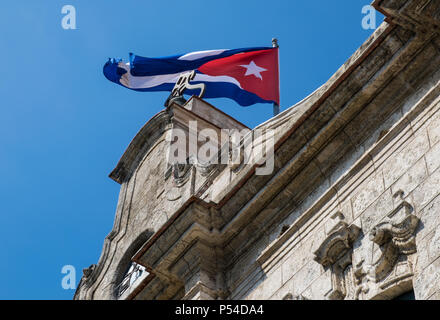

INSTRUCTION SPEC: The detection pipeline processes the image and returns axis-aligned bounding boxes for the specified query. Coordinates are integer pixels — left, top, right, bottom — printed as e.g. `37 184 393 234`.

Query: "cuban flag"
103 47 279 107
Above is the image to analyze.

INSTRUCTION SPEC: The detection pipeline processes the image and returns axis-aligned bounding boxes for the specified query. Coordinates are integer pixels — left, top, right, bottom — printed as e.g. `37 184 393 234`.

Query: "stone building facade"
75 0 440 300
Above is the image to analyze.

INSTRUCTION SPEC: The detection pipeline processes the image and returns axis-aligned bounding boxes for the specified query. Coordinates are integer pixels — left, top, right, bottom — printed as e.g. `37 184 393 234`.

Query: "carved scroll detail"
313 212 360 300
172 163 192 187
82 264 97 282
283 293 309 300
354 191 419 299
165 157 194 188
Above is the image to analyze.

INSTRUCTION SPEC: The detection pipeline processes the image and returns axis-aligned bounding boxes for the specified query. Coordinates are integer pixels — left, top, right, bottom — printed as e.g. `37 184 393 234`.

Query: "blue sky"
0 1 382 299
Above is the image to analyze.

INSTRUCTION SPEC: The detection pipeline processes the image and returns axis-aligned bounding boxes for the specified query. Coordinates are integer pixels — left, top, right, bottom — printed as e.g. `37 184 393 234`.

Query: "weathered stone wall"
239 69 440 301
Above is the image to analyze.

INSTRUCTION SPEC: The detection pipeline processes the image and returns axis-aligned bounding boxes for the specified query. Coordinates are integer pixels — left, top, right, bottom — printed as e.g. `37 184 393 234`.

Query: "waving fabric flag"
103 47 279 106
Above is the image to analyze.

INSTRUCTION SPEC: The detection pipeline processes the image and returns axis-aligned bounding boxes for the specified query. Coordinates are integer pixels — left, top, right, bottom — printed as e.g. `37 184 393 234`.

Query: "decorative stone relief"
313 212 361 300
82 264 97 281
165 157 195 201
172 162 193 187
354 191 419 300
282 293 309 300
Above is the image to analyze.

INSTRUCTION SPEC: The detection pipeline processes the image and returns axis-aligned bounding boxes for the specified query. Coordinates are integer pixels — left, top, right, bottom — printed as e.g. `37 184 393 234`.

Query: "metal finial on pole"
272 38 280 116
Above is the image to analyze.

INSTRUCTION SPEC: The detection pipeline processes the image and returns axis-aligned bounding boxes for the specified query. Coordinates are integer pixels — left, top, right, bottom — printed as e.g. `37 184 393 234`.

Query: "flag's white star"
240 61 267 80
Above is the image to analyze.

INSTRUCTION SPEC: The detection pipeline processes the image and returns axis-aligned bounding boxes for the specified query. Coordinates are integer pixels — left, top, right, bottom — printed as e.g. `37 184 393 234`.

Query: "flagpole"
272 38 280 116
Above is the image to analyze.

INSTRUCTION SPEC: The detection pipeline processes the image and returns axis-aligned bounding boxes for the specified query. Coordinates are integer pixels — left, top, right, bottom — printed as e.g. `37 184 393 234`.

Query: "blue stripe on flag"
130 47 271 76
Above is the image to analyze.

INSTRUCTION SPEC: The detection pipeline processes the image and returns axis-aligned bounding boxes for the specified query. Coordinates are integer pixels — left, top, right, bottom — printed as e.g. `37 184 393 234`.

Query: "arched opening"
112 230 154 299
114 261 147 298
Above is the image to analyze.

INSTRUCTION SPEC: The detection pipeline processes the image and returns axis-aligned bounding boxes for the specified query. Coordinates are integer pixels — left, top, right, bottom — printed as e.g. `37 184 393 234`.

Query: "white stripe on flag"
178 49 227 61
193 73 242 89
118 63 242 90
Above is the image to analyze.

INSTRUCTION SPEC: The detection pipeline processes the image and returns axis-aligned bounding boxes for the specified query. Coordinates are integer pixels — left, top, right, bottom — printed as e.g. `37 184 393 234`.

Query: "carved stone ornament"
313 212 361 300
283 293 309 300
196 160 218 177
354 191 419 300
83 264 97 280
172 163 192 186
164 157 195 201
165 157 194 187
